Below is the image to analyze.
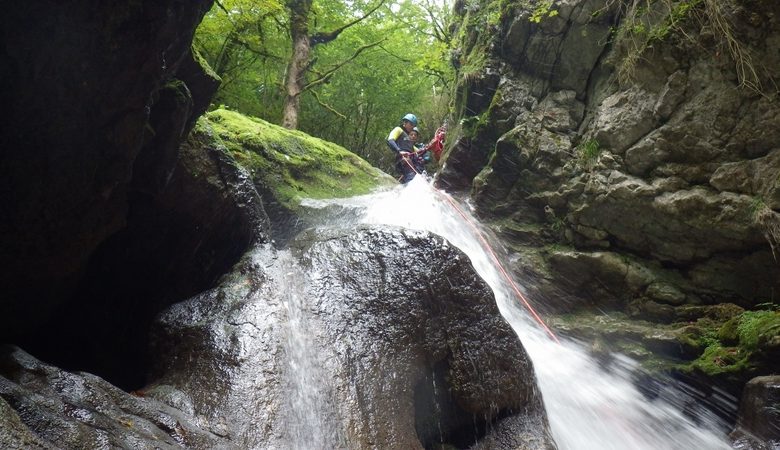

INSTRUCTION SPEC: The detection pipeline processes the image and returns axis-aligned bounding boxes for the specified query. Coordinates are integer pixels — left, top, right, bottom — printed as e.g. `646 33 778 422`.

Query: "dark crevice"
17 181 253 391
415 358 512 449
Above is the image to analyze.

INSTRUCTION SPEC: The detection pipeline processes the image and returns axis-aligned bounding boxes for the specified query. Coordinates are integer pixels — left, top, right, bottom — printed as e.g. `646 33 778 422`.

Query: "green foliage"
194 0 287 119
193 0 453 173
529 0 559 23
611 0 707 83
750 196 767 218
750 196 780 259
451 0 501 97
576 138 601 170
202 108 394 209
578 139 601 160
737 310 780 351
611 0 768 93
549 217 565 232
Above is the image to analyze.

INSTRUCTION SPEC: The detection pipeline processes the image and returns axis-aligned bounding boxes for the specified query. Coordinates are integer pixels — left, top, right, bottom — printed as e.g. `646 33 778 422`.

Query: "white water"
303 176 733 450
280 254 347 448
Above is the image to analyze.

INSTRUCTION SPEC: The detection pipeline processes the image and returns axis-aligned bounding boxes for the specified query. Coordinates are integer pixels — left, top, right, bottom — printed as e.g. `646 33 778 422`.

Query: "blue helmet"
402 113 418 126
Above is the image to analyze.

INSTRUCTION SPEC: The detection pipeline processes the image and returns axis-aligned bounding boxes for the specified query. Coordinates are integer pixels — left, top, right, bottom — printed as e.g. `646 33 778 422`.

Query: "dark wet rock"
293 227 552 448
0 0 216 337
19 120 268 390
0 345 235 449
469 414 557 450
149 227 554 449
0 396 50 450
731 376 780 449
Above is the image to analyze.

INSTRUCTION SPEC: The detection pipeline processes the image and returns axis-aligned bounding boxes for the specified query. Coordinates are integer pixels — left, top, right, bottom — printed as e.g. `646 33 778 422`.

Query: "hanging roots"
755 206 780 262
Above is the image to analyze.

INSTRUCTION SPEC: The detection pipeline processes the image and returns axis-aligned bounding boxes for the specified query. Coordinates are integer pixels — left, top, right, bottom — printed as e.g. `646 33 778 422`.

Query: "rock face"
0 0 220 337
731 376 780 449
0 1 277 390
0 345 236 449
442 0 780 395
148 227 554 449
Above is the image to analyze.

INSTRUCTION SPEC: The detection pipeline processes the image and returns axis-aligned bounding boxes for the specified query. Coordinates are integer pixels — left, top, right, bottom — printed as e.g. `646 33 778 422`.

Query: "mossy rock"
199 109 395 212
676 309 780 394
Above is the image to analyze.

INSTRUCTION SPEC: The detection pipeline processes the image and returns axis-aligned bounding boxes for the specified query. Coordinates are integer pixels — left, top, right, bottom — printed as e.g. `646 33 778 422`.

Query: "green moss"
199 109 393 210
191 45 220 82
687 344 750 377
550 304 777 393
717 317 740 345
528 0 558 23
737 310 780 350
678 308 779 383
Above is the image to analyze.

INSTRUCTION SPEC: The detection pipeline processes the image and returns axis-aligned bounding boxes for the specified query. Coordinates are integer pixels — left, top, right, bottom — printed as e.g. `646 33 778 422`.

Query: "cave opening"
414 358 508 449
15 188 251 391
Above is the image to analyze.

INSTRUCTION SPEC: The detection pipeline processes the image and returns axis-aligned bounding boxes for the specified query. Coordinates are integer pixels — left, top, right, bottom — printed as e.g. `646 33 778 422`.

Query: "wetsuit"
386 126 416 183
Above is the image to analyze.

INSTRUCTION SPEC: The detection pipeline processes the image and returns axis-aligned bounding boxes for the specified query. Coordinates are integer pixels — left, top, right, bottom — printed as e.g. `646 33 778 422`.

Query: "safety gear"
387 126 413 154
426 125 446 161
411 126 420 134
402 113 418 126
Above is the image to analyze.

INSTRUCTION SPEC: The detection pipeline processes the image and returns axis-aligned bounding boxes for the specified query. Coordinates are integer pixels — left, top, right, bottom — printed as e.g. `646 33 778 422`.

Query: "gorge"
1 0 779 448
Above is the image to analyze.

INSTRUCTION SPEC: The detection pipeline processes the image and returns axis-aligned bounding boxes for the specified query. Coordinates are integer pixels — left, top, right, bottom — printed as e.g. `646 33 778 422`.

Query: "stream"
302 176 733 449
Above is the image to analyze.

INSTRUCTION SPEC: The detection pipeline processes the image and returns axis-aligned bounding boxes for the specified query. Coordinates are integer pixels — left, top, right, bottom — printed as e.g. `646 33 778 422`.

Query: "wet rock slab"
0 345 235 449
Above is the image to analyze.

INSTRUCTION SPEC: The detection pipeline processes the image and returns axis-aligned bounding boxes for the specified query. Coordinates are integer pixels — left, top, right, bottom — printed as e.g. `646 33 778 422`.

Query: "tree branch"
390 0 451 45
214 0 230 15
378 44 412 63
233 36 284 61
310 0 386 46
302 38 387 92
310 90 347 119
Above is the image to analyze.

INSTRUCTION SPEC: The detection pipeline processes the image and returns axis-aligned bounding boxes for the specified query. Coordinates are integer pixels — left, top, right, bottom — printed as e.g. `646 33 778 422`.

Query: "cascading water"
280 253 346 449
301 176 733 449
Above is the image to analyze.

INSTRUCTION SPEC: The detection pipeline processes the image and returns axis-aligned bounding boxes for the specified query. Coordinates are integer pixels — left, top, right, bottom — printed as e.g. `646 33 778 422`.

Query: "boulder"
149 227 554 448
730 376 780 449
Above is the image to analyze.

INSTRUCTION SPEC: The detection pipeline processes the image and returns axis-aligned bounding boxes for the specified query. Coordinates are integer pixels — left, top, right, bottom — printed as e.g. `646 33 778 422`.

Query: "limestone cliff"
442 0 780 397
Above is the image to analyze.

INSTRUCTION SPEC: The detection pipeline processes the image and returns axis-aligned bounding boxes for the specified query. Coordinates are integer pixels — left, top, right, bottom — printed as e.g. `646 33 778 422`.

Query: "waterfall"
302 176 732 449
280 253 347 449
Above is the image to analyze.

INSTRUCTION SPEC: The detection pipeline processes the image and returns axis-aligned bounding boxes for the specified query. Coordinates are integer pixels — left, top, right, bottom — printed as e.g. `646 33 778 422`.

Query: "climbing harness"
399 157 561 343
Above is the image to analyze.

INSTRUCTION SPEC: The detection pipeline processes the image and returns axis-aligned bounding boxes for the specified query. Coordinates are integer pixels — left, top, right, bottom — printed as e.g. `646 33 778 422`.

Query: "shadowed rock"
0 0 216 336
731 376 780 449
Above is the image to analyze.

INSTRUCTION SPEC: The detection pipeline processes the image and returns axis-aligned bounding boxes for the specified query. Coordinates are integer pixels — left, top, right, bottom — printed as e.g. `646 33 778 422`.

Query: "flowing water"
301 176 733 450
280 253 347 448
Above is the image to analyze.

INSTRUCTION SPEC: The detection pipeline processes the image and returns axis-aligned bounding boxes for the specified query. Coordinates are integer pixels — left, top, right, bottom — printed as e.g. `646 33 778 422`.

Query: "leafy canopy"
194 0 454 172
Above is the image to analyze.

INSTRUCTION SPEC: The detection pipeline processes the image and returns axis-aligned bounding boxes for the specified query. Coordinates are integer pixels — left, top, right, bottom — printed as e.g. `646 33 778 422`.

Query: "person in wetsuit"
386 113 418 183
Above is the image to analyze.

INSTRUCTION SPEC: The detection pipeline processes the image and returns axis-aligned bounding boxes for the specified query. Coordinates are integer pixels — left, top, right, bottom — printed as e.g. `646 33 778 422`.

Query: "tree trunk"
282 0 312 129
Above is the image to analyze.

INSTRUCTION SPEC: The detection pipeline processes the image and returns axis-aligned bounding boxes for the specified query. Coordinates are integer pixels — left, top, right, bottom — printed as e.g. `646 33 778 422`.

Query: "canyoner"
387 114 447 184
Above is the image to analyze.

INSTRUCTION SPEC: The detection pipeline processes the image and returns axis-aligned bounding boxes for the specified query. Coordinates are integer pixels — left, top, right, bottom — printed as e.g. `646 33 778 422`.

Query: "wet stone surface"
148 227 555 449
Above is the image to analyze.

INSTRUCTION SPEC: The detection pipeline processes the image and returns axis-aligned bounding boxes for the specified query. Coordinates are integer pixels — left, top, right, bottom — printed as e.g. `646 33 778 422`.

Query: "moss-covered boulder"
551 306 780 398
200 109 395 239
678 309 780 392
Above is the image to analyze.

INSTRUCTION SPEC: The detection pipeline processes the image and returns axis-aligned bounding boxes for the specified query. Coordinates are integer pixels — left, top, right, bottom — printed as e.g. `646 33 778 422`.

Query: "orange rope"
400 156 560 343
